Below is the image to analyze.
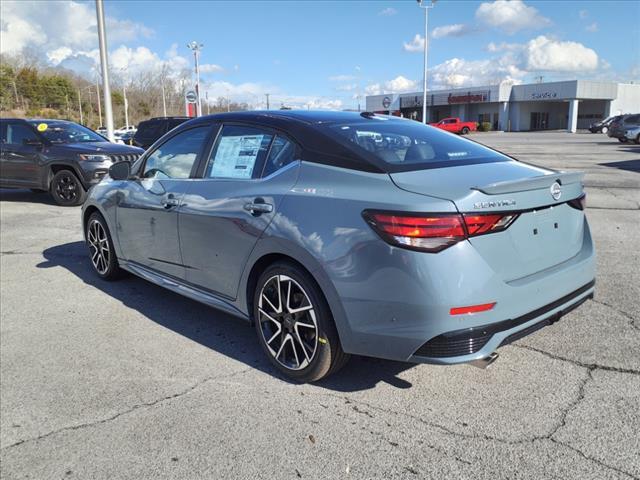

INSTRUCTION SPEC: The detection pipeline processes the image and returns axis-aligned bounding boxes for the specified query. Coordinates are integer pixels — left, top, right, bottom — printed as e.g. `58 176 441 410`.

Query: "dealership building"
365 80 640 132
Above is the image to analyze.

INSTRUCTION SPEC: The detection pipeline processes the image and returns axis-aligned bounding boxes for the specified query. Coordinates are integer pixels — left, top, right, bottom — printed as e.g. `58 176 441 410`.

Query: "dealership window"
206 125 273 179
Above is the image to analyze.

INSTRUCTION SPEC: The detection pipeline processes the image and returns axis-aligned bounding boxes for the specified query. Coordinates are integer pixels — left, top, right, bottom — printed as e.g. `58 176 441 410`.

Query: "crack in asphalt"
0 367 252 452
591 299 640 331
513 344 640 375
314 354 638 478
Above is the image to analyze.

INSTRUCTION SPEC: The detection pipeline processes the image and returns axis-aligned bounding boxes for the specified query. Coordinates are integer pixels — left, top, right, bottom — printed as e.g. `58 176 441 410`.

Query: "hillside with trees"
0 54 248 129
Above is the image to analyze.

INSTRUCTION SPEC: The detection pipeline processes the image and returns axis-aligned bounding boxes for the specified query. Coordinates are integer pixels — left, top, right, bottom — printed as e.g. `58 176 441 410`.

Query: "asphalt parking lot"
1 131 639 480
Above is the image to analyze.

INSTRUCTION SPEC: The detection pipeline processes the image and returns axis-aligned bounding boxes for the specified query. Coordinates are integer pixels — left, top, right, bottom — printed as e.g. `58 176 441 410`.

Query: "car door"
115 124 214 279
179 124 301 299
1 122 43 186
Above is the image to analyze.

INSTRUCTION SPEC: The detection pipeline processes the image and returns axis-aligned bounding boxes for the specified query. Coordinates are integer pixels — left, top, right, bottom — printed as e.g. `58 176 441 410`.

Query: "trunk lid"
390 161 586 281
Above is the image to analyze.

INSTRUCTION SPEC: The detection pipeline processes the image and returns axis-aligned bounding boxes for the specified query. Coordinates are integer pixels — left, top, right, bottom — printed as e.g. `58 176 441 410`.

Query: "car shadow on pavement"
598 159 640 172
0 189 56 205
37 241 416 392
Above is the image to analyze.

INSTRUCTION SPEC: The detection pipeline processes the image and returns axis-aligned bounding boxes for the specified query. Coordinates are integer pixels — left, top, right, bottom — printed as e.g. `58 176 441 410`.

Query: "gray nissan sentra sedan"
82 111 596 382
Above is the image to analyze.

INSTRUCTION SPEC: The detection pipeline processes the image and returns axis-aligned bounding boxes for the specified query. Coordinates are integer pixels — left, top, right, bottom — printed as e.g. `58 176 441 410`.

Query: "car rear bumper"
408 279 594 365
332 217 596 365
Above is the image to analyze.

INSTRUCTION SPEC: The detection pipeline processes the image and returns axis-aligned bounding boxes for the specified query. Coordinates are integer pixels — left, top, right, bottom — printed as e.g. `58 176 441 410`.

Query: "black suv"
132 116 189 150
608 114 640 142
0 118 143 205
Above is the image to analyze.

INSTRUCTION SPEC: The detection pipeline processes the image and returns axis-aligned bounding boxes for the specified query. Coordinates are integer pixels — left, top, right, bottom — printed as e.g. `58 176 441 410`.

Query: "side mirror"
23 138 43 147
109 161 131 181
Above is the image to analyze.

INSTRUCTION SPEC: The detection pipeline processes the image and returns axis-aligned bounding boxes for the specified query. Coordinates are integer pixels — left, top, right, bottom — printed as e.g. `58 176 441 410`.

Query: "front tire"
601 126 608 134
50 170 86 206
86 212 122 280
461 127 470 135
253 262 349 382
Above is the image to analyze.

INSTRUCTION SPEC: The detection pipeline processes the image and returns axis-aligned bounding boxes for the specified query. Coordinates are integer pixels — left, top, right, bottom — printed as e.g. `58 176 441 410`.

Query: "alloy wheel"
87 219 110 275
258 275 319 371
55 174 78 202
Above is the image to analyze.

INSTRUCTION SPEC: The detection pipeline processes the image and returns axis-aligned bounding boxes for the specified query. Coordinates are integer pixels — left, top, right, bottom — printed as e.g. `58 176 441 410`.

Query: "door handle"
162 193 180 209
244 198 273 216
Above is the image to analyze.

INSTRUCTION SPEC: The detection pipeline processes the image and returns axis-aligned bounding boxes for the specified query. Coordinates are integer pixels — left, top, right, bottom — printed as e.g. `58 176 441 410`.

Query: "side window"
262 135 297 177
627 115 640 124
205 125 273 179
0 122 7 144
6 124 38 145
142 126 209 179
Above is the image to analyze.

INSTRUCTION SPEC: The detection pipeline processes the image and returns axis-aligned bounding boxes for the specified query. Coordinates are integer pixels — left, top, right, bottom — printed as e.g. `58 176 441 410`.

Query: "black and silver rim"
55 174 78 202
87 219 110 275
258 275 318 371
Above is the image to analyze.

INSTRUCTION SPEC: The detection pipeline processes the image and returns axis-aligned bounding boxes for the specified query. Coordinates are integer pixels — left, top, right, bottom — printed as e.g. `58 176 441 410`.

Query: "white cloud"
476 0 551 34
329 74 356 81
199 64 224 74
579 9 589 19
523 35 598 72
0 0 153 57
486 41 520 52
430 57 525 89
403 34 426 52
364 76 418 95
378 7 397 16
335 83 358 92
585 22 598 33
432 24 473 39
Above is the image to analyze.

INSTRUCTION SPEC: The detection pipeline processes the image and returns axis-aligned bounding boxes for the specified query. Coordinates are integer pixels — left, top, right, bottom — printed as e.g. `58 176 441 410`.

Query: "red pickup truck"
429 117 477 135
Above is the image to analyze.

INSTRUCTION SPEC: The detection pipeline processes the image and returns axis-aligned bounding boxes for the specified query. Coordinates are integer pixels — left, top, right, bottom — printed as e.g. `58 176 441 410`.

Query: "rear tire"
253 261 349 382
601 126 608 134
461 127 470 135
86 212 123 281
50 170 86 206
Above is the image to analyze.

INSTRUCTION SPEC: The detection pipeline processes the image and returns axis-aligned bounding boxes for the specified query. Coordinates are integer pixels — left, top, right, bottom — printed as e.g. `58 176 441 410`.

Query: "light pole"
77 88 83 125
95 0 114 141
187 41 204 117
417 0 436 124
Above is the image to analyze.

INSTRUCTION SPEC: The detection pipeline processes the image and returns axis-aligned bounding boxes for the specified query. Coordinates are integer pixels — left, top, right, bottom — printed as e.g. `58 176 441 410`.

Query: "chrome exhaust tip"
469 352 499 369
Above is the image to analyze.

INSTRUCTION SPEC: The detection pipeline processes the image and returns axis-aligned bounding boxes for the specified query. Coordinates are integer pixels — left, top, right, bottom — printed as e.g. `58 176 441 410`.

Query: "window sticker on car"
211 135 264 179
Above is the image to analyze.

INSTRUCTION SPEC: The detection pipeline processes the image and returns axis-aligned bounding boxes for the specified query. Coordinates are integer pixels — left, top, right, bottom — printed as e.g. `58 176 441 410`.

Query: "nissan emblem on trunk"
550 182 562 201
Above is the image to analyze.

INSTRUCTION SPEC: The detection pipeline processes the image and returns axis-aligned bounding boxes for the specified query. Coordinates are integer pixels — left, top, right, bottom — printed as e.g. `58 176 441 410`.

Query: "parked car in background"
115 124 136 136
623 125 640 144
116 131 136 145
608 114 640 142
96 126 107 136
588 115 620 134
132 116 190 150
82 111 595 382
0 118 143 205
429 117 478 135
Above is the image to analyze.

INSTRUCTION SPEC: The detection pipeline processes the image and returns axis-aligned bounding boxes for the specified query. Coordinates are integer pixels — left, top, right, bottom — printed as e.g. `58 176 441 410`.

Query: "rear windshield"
326 118 510 172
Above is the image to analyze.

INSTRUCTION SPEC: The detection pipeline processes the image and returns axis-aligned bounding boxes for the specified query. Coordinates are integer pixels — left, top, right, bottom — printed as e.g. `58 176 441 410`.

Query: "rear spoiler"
472 171 584 195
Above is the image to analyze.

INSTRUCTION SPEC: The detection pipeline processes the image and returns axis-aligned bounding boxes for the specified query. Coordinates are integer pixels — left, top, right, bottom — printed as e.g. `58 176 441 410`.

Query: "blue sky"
2 0 639 109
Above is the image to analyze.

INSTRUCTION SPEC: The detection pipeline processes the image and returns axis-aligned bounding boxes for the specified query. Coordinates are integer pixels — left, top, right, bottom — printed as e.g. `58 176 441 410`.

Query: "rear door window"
6 123 39 145
327 118 509 172
205 125 273 179
262 135 297 177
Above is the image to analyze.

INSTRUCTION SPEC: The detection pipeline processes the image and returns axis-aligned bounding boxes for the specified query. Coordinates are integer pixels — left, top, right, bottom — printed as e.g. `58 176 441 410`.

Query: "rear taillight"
568 193 586 211
363 211 518 253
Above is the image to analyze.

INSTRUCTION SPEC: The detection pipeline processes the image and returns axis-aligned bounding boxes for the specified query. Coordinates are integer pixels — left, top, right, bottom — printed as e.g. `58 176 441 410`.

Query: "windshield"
27 121 105 144
327 118 510 172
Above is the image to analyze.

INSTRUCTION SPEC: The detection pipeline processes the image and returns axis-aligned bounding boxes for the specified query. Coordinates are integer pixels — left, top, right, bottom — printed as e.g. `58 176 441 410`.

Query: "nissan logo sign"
382 96 391 109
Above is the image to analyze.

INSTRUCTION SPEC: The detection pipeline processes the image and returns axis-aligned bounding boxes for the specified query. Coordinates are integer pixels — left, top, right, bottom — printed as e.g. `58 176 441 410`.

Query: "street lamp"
417 0 436 124
187 41 204 117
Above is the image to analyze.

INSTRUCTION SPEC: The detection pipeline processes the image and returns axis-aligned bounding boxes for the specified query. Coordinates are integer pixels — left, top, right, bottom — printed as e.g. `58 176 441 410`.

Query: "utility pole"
123 83 129 128
95 0 115 141
418 0 436 124
77 89 83 124
161 81 167 116
265 93 270 110
95 76 102 127
187 41 204 117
